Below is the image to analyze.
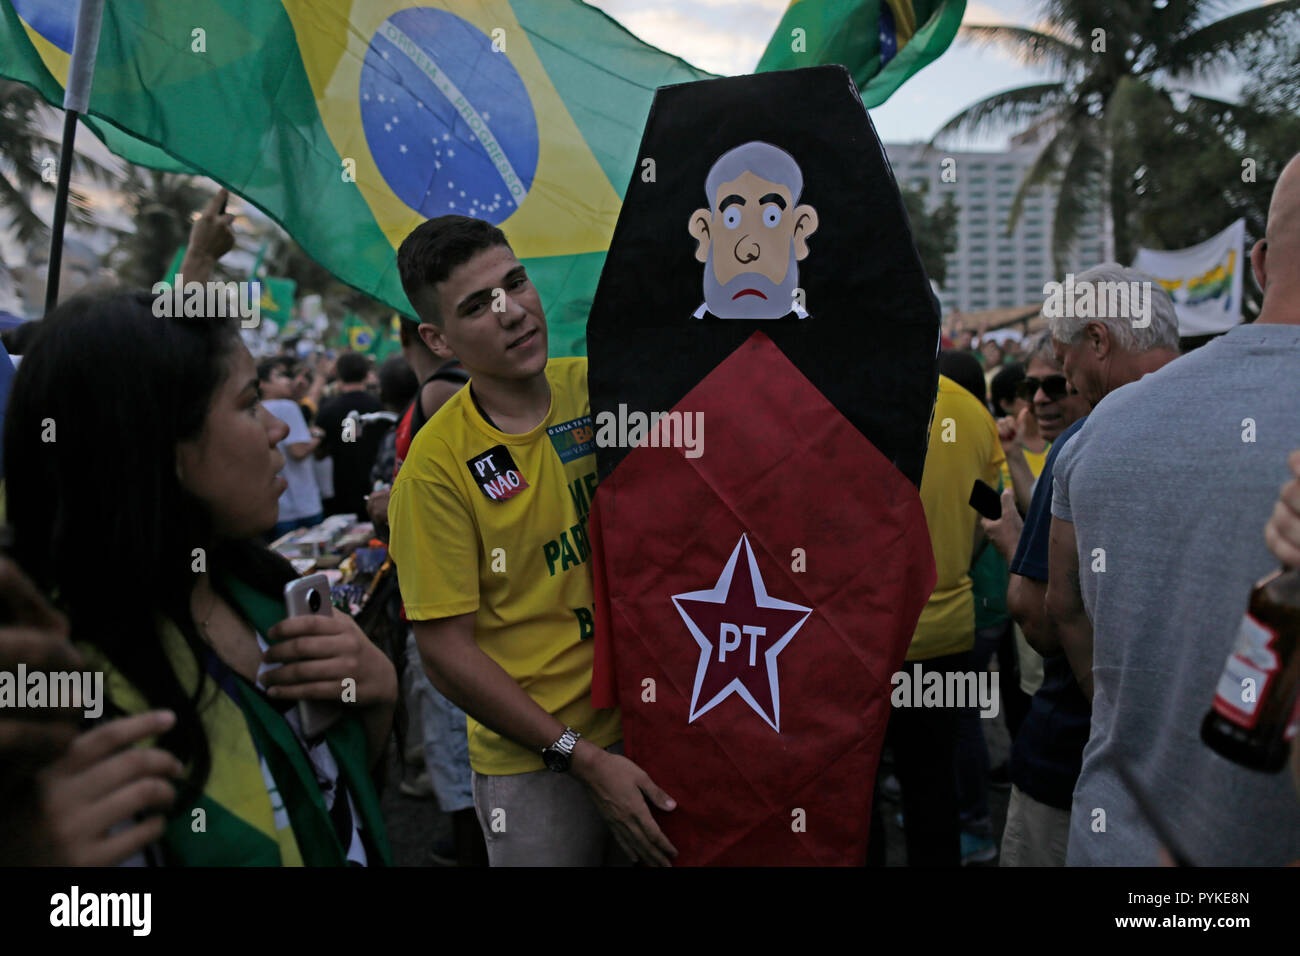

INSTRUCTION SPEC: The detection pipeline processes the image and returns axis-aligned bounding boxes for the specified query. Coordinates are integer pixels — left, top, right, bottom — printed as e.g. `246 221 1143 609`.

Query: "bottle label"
1212 614 1280 729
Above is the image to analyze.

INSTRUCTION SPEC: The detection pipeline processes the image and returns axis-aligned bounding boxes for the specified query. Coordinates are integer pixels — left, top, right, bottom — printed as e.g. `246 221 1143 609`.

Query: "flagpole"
43 0 106 316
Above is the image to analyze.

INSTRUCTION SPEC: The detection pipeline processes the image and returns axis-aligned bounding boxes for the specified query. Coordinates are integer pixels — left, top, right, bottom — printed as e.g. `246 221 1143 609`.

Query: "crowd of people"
895 161 1300 866
0 153 1298 868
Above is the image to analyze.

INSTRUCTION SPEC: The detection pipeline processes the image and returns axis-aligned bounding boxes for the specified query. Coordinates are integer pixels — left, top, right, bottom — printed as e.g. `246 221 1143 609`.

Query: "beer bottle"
1201 567 1300 772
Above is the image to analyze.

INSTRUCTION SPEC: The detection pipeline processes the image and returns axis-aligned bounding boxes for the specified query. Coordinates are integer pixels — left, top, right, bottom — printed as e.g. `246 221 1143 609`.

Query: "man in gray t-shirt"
1051 322 1300 865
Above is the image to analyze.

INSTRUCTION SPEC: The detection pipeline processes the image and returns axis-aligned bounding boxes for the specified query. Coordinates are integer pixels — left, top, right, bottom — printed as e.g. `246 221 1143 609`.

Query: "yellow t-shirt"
908 375 1007 661
1022 444 1049 480
387 357 621 774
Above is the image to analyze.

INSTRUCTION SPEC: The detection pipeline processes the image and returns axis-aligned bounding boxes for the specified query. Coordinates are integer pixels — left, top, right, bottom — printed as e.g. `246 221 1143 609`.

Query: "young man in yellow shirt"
387 216 677 866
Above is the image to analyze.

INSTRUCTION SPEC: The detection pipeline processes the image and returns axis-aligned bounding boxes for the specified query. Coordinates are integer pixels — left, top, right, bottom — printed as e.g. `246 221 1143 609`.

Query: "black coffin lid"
586 65 940 487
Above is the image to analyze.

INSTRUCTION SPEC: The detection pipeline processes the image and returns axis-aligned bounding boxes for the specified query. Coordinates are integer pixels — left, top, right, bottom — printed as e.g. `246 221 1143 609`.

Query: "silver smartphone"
282 573 342 738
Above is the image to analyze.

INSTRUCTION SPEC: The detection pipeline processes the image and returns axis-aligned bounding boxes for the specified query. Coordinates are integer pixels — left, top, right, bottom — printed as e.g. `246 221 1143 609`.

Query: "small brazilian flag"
339 313 376 353
0 0 712 356
756 0 966 107
256 277 297 327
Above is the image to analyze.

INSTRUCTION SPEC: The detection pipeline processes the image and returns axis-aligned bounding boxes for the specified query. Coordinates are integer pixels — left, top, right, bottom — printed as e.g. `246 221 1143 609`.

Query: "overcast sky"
586 0 1264 149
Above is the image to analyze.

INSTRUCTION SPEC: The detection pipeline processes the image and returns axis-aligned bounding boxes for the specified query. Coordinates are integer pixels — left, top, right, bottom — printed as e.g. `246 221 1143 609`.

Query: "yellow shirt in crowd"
387 357 621 774
908 375 1007 661
1022 445 1049 480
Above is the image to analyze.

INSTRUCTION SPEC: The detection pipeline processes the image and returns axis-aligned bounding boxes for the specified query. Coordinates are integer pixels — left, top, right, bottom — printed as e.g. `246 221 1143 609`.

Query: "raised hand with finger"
178 188 236 284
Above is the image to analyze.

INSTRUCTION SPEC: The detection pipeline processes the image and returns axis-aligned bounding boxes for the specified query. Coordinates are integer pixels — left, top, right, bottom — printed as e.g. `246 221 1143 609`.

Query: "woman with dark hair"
4 290 396 865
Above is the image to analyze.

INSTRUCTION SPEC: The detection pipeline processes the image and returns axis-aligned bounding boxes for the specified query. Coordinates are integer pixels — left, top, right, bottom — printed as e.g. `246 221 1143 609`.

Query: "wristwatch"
542 726 582 772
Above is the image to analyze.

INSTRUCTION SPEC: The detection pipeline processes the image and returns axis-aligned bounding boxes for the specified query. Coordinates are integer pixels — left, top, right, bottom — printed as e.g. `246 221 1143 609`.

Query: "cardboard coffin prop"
588 66 939 865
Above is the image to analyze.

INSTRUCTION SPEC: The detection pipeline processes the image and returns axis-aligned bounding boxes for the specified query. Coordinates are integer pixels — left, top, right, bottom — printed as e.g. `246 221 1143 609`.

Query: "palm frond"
1166 0 1243 37
1004 120 1077 237
959 24 1087 71
1050 129 1105 277
1182 91 1282 126
930 83 1068 148
1164 1 1300 80
0 172 49 246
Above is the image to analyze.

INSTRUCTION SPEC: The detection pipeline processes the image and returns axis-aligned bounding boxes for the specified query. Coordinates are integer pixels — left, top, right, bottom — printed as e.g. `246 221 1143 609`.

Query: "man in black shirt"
316 351 384 517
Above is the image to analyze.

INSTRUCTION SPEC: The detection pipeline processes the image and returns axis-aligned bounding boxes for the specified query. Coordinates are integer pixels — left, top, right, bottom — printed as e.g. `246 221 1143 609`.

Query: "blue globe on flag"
11 0 77 52
360 8 540 224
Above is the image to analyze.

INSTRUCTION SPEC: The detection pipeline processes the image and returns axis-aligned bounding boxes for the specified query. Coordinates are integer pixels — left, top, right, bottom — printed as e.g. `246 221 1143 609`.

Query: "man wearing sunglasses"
1016 372 1075 435
994 334 1090 516
980 263 1179 866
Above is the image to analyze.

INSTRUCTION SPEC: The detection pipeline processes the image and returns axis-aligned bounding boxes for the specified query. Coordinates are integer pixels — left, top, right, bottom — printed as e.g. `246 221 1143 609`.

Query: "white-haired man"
981 262 1179 866
1050 153 1300 865
687 141 819 321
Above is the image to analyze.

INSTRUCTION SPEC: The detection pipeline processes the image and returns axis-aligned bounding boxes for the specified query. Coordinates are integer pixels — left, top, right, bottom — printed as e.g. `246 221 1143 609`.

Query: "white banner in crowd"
1133 219 1246 336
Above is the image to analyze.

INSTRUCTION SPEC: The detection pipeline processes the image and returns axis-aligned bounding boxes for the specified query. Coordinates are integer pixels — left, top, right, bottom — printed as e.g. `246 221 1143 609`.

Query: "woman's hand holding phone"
261 608 397 713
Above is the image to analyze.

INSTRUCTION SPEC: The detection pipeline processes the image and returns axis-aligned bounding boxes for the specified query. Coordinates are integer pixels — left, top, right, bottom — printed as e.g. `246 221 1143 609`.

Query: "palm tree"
105 167 212 289
930 0 1300 272
0 79 117 245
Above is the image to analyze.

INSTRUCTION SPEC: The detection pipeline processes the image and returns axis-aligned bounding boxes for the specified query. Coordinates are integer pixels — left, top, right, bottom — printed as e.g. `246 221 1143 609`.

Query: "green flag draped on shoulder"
0 0 713 356
756 0 965 107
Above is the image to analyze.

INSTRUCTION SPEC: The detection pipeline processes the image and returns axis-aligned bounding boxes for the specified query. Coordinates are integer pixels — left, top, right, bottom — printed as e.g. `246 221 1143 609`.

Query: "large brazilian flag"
757 0 965 108
1 0 962 355
0 0 712 355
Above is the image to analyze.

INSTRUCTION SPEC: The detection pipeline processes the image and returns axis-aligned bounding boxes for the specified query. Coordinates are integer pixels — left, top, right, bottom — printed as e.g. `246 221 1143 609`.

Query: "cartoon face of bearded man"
688 141 819 320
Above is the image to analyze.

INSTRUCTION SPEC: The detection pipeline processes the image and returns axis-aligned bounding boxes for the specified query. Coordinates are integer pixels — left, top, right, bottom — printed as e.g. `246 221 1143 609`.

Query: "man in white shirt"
258 357 323 539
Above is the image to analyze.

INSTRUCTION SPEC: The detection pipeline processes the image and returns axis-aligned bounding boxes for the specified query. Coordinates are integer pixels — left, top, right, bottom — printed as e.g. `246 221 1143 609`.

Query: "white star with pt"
672 534 811 732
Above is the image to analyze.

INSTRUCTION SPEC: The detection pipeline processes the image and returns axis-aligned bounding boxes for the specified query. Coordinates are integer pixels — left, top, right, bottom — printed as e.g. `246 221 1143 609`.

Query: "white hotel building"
884 141 1112 317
